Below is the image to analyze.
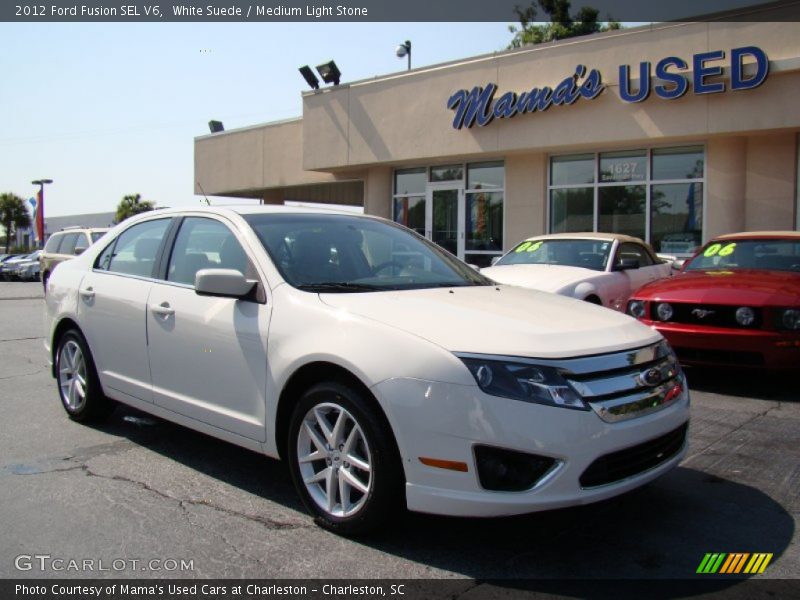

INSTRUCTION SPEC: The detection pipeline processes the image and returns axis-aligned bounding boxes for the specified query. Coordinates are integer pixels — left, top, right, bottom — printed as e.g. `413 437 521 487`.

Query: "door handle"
79 287 95 300
150 302 175 317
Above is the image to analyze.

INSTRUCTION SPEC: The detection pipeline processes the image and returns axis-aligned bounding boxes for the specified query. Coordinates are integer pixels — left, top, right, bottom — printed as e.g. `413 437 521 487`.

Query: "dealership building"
194 19 800 266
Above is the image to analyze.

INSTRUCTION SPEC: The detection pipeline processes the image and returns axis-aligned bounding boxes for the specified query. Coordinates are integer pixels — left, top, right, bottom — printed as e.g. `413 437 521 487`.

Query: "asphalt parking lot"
1 281 798 585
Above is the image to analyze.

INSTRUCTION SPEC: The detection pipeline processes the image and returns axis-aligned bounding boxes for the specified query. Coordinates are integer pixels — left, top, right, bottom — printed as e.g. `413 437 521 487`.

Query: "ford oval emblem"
642 368 662 386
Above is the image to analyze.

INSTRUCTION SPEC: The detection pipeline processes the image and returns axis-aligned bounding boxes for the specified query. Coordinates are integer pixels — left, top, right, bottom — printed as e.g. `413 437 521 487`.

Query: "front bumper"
642 320 800 369
372 377 690 517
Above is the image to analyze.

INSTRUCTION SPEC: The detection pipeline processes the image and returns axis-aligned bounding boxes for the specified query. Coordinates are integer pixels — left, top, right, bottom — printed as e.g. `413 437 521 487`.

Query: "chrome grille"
558 341 687 423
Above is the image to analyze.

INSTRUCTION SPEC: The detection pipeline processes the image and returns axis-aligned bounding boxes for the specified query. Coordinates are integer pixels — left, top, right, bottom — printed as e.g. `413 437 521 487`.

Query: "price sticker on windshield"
703 242 736 258
526 241 543 253
515 241 532 253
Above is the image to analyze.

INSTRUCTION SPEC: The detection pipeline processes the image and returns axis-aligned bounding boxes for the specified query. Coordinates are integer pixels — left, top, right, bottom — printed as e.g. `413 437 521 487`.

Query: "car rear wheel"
55 330 114 422
287 381 403 535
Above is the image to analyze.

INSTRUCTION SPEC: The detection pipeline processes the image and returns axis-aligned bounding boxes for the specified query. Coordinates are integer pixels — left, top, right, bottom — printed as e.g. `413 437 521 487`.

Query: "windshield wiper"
297 282 383 293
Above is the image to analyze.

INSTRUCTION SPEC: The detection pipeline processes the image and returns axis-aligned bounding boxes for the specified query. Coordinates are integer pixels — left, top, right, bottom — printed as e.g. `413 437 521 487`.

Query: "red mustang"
627 232 800 369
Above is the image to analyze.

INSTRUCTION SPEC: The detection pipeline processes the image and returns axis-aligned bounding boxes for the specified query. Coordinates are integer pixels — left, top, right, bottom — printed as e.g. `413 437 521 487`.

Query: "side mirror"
616 258 640 271
671 260 684 271
490 256 501 266
74 245 88 255
195 269 256 299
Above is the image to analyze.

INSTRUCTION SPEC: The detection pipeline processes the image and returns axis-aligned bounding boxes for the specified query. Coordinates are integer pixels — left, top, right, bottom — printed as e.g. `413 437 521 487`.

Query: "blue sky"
1 22 514 217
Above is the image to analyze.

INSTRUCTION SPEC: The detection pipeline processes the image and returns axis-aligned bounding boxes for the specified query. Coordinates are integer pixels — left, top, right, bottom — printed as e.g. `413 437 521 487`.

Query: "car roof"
521 232 647 244
714 231 800 241
134 205 368 219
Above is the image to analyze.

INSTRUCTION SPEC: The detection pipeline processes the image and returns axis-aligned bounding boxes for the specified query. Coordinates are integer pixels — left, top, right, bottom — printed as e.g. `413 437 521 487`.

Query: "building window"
549 146 704 255
393 161 505 267
393 168 426 236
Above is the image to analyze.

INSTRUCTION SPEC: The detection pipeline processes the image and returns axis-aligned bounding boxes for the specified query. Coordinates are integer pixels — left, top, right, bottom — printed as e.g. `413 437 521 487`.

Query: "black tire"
287 381 404 535
54 329 114 423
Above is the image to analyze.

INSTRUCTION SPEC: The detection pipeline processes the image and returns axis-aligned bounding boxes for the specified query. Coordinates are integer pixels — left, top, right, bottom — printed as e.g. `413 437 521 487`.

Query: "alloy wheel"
296 402 373 518
58 339 87 411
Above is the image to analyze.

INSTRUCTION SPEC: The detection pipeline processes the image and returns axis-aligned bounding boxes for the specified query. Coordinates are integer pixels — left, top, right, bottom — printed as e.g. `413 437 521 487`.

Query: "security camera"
396 44 408 58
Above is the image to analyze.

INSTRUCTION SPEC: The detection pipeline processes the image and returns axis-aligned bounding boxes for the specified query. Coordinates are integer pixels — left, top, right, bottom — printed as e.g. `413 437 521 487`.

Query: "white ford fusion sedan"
45 206 689 534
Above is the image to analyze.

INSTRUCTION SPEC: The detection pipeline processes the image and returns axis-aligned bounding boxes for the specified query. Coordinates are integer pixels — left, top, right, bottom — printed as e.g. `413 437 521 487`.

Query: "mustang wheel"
55 330 114 422
287 381 403 535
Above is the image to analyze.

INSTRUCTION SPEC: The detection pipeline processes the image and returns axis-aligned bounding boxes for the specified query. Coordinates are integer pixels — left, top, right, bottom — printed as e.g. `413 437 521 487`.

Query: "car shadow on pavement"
94 405 793 585
685 366 799 402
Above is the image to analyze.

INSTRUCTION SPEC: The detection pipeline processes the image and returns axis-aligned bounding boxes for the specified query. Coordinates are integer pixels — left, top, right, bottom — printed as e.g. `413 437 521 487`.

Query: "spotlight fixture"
396 40 411 70
208 120 224 134
299 65 320 90
315 60 341 86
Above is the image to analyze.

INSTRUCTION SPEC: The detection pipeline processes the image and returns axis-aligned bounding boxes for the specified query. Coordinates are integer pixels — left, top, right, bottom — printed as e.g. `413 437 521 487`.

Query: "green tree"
115 193 155 223
508 0 621 49
0 193 33 253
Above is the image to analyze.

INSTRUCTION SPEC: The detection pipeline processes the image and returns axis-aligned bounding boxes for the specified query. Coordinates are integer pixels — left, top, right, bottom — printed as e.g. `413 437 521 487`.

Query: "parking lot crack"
0 369 43 380
79 465 310 532
685 404 778 463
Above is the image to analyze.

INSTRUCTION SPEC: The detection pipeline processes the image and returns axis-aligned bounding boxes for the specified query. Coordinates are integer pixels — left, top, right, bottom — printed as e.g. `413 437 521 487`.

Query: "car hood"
480 264 602 292
320 285 659 358
634 269 800 305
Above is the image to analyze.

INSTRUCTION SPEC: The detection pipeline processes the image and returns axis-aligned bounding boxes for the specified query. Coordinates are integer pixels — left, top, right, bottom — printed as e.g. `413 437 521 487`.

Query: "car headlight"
460 357 588 410
778 308 800 330
656 302 674 321
627 300 646 319
735 306 755 326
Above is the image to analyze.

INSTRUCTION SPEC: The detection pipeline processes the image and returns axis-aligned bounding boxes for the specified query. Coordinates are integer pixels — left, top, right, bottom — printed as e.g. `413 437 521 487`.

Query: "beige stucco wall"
195 119 347 197
194 19 799 240
302 21 800 172
744 133 798 231
504 153 546 248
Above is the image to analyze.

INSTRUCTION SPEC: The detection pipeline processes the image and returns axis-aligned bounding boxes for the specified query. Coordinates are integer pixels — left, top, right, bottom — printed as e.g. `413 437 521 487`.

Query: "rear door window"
105 219 171 278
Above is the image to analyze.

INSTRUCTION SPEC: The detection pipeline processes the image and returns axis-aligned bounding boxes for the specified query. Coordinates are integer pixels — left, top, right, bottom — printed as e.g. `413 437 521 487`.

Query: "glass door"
426 184 464 260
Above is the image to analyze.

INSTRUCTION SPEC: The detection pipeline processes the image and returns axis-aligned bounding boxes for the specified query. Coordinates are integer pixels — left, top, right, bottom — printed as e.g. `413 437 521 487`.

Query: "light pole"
396 40 411 71
31 179 53 248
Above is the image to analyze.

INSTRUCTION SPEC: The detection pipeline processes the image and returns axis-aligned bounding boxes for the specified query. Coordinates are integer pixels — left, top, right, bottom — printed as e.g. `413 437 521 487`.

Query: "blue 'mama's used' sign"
447 46 769 130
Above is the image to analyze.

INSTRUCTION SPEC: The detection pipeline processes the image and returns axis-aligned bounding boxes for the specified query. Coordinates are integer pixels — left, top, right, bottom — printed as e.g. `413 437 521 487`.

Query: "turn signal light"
419 457 469 472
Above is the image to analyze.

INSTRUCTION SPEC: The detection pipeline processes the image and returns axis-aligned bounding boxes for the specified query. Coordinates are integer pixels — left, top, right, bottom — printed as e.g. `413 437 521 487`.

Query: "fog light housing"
474 445 556 491
656 302 674 321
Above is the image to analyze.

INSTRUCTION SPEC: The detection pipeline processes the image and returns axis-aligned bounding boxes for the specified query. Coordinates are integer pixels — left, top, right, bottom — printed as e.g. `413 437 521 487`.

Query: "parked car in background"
481 233 672 311
45 207 689 534
15 257 42 281
628 231 800 369
1 251 41 281
41 227 109 287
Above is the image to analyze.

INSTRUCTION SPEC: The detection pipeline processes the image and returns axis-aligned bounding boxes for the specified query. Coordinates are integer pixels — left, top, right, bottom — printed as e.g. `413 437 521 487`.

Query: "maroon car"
627 232 800 369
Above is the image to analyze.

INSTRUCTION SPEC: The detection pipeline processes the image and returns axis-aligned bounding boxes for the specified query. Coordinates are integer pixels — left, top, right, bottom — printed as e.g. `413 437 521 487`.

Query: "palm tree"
115 193 155 223
0 193 33 253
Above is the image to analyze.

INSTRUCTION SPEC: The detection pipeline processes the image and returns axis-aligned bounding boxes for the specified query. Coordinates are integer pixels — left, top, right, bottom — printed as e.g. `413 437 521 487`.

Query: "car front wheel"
287 382 403 535
55 329 114 422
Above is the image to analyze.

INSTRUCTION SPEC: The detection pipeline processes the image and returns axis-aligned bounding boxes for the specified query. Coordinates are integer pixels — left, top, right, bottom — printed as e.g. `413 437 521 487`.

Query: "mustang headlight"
778 308 800 331
460 357 588 410
627 300 646 319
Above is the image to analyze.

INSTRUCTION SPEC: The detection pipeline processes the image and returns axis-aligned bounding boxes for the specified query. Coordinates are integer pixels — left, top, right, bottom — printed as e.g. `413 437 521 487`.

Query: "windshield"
495 239 612 271
685 239 800 273
244 213 492 292
91 232 106 243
